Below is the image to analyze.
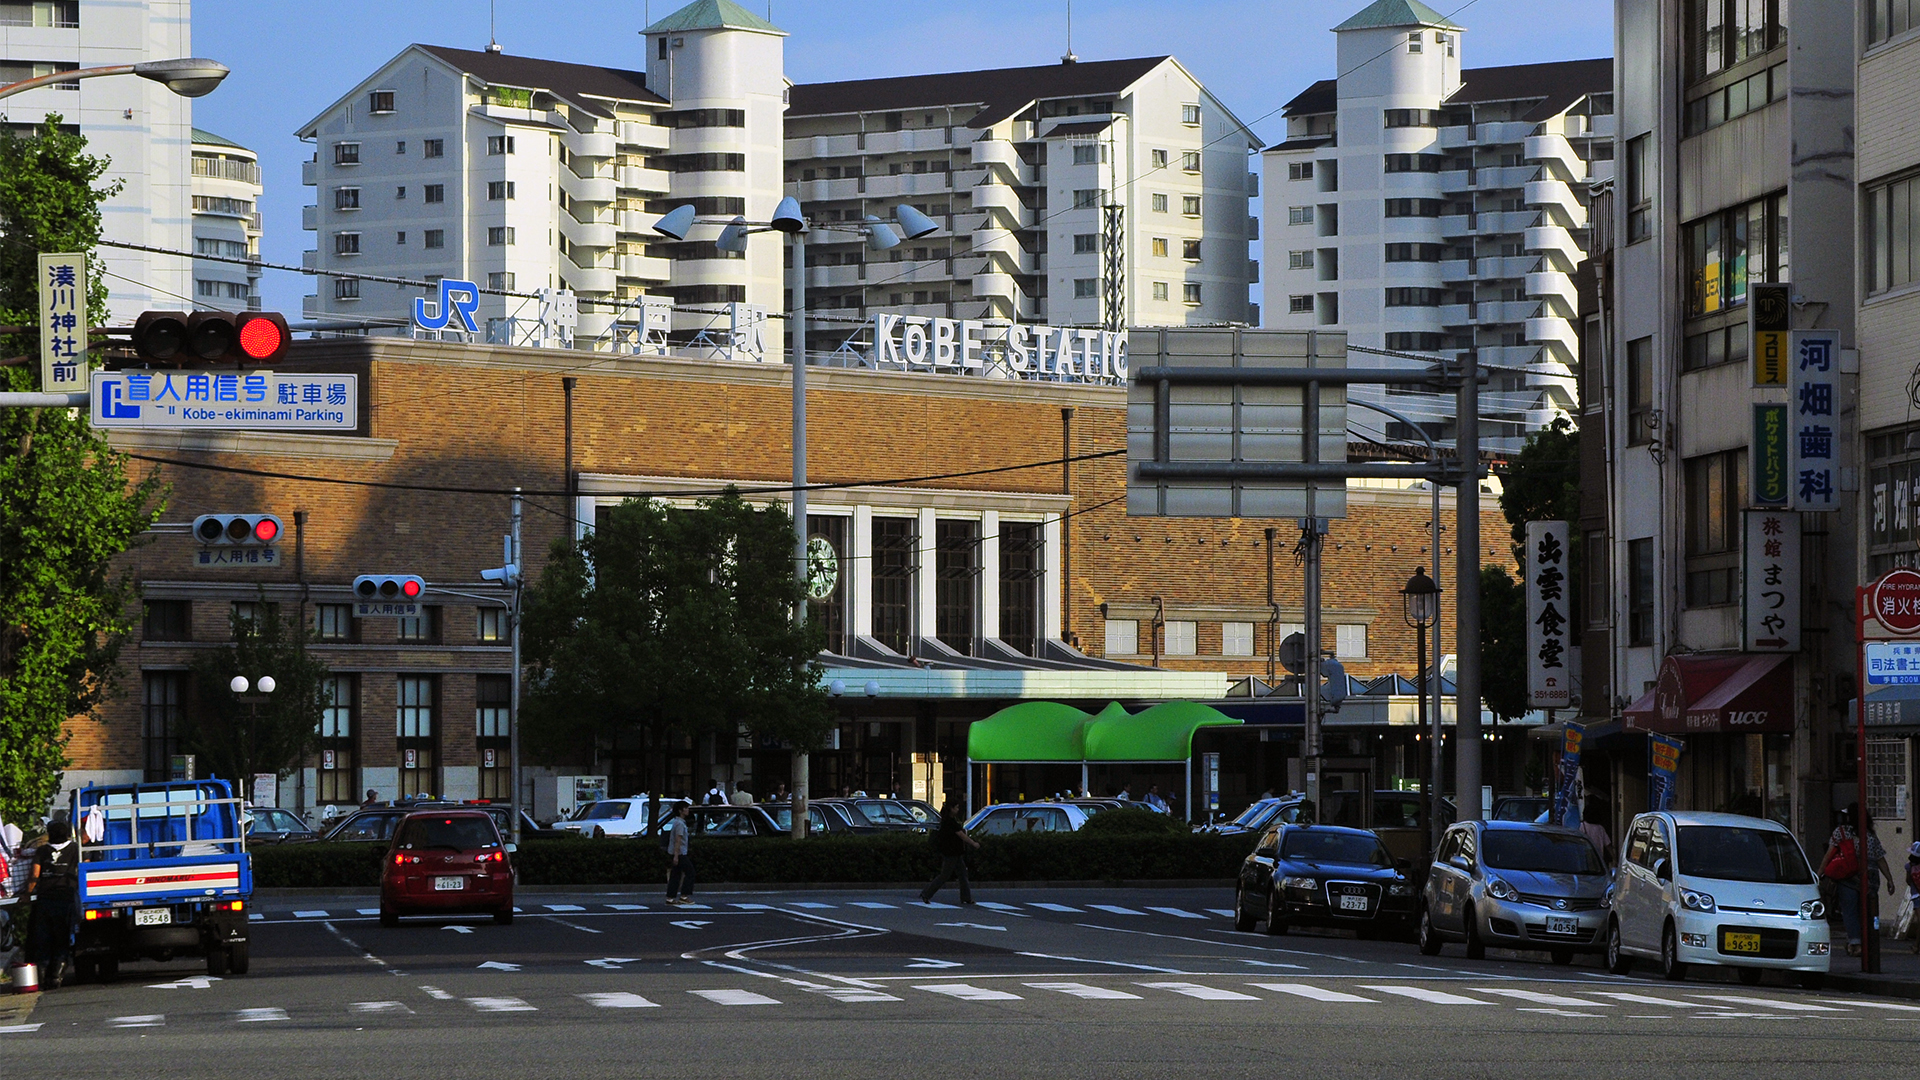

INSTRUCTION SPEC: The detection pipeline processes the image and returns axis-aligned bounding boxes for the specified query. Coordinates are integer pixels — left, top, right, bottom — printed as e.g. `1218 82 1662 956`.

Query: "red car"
380 810 515 926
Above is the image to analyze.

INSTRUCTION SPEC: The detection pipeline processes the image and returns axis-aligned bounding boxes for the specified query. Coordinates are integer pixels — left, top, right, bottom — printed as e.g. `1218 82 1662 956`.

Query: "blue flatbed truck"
69 778 253 980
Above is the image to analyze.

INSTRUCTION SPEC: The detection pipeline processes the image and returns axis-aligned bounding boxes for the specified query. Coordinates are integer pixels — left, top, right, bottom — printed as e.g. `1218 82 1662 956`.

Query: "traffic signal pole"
1455 361 1484 822
509 490 524 848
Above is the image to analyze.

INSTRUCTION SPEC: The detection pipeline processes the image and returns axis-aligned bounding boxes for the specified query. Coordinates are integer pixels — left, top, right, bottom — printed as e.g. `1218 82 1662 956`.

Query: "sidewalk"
1827 934 1920 999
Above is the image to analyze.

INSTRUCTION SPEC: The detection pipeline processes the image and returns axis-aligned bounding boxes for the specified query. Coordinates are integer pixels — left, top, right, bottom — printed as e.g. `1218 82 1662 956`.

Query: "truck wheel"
206 944 230 977
98 957 118 983
228 942 250 975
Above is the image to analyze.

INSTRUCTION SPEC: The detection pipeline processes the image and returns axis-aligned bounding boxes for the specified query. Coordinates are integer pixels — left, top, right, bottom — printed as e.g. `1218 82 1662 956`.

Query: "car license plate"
433 876 465 892
132 907 171 927
1724 930 1762 954
1545 916 1578 936
1338 894 1369 912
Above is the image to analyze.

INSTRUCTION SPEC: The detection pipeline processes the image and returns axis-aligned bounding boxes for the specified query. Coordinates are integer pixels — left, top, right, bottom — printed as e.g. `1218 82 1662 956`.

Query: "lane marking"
248 914 263 922
1823 999 1920 1012
543 916 604 935
915 901 961 909
322 922 396 975
1138 981 1261 1001
348 1001 412 1015
907 958 963 969
975 902 1030 916
109 1015 164 1028
476 961 521 972
544 904 587 912
1474 988 1615 1008
1692 994 1847 1013
916 983 1023 1001
466 997 537 1013
355 908 380 915
790 902 836 909
849 902 897 909
730 903 774 910
1205 909 1238 918
420 987 455 1001
1359 985 1495 1005
691 989 781 1006
1232 959 1309 970
933 921 1006 931
1517 1007 1605 1018
1029 903 1081 913
817 988 902 1002
1087 904 1145 916
1147 907 1208 920
1251 982 1377 1003
671 920 714 930
1586 992 1714 1007
0 1024 42 1034
293 910 330 918
147 976 219 990
608 904 648 911
1027 982 1142 1000
581 992 659 1009
236 1008 289 1022
1016 949 1188 974
442 926 473 935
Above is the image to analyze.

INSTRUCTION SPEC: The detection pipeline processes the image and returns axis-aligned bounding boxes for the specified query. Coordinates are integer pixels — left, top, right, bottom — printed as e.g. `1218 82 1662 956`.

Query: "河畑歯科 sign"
1790 330 1839 510
91 371 358 431
1742 510 1799 652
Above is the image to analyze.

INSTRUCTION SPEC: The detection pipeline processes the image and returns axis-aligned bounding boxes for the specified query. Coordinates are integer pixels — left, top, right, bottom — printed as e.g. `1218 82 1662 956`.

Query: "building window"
368 89 395 114
1437 31 1455 56
488 272 515 290
0 3 80 28
1074 233 1099 254
1182 282 1203 304
397 607 441 644
142 671 185 782
333 142 360 165
1072 144 1104 165
1872 0 1920 43
1105 618 1139 656
1288 206 1315 226
488 227 515 246
1336 623 1368 659
424 229 445 249
1151 193 1169 213
1074 278 1099 298
1867 427 1920 575
230 601 276 635
396 231 407 245
317 674 356 803
423 138 444 158
1683 193 1788 316
477 607 506 642
805 514 847 648
1685 448 1747 607
999 522 1042 655
1182 239 1202 261
1384 108 1438 128
1181 151 1201 173
333 232 360 255
1626 337 1654 446
1586 531 1609 629
1165 620 1197 656
334 186 360 210
143 599 189 642
486 134 515 156
1628 538 1655 646
1152 281 1170 301
1682 324 1750 372
1289 295 1314 314
1407 30 1424 52
1626 134 1652 241
396 141 406 155
1222 621 1254 657
1686 0 1785 81
661 108 746 128
314 604 355 642
1073 189 1101 209
1151 237 1168 257
1152 149 1169 168
476 675 511 800
1384 198 1444 217
1385 287 1445 307
1181 195 1202 216
660 153 745 173
1682 60 1785 136
396 675 436 798
1288 162 1315 181
334 278 360 300
934 519 978 656
871 517 915 656
1867 172 1920 295
423 184 444 204
1181 103 1202 126
1384 153 1445 173
1384 242 1443 262
487 180 515 200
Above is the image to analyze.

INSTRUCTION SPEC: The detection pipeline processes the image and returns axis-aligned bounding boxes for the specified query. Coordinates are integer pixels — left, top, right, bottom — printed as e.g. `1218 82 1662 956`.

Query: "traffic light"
131 310 290 365
353 575 425 602
192 514 282 545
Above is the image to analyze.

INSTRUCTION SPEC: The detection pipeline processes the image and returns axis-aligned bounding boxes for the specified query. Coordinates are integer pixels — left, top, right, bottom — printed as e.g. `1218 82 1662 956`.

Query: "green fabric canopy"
967 700 1241 763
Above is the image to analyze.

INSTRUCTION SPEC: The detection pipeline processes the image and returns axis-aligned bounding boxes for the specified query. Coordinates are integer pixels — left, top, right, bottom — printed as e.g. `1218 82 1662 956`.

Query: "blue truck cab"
70 779 253 979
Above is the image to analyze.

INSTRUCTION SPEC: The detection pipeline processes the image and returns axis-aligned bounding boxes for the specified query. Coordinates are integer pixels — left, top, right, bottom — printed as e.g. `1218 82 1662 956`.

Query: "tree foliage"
519 491 832 789
1483 418 1584 714
182 605 333 787
1479 566 1530 723
0 118 163 823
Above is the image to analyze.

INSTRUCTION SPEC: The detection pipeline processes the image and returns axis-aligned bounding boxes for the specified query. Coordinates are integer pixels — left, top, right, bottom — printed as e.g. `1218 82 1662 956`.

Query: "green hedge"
251 831 1255 889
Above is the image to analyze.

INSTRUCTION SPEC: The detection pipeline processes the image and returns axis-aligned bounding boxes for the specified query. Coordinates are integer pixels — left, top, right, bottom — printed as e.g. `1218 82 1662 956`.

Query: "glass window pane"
1895 179 1912 290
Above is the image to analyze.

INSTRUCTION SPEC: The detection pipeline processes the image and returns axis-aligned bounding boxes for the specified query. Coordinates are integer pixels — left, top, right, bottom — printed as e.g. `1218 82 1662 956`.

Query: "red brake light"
392 853 406 866
252 517 279 543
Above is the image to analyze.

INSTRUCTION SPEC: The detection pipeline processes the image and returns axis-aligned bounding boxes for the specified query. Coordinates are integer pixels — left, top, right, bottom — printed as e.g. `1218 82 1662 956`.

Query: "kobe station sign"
867 315 1127 384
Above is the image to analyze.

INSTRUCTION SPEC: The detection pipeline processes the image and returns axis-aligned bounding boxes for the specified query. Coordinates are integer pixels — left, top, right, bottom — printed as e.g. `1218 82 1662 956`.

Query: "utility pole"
1455 362 1483 821
508 489 524 846
790 228 810 840
1302 517 1326 812
294 509 308 821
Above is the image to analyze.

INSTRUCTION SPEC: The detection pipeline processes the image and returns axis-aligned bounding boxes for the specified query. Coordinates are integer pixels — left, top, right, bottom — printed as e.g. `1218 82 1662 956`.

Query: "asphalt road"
3 885 1915 1079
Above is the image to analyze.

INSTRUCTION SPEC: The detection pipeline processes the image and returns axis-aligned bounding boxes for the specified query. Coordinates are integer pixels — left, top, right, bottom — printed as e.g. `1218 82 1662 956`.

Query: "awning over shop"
1623 653 1793 734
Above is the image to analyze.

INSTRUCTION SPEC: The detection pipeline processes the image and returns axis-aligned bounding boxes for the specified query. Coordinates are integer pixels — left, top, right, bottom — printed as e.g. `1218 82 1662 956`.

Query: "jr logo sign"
413 278 480 334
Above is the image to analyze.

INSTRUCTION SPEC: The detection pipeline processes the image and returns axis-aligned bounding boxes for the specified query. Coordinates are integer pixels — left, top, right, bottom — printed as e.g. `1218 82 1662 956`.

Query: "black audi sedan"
1233 823 1417 937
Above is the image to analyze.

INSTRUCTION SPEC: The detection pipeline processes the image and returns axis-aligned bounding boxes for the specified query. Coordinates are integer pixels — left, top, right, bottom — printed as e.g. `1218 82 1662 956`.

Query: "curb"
253 879 1235 899
1824 973 1920 1000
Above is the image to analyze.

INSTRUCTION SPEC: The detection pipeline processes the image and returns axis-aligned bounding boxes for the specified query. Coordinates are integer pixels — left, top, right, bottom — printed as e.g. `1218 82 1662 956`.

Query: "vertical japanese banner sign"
1742 509 1801 652
1526 521 1572 709
1752 404 1789 506
35 252 87 391
1647 734 1684 811
1790 330 1840 510
1551 723 1585 828
1750 282 1790 388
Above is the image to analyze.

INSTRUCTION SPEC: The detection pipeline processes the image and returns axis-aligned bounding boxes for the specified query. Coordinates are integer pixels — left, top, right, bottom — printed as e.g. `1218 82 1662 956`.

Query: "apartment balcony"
971 228 1019 259
971 183 1023 217
786 133 861 160
560 259 618 295
561 215 618 250
861 172 954 199
577 309 616 343
972 139 1028 174
1438 303 1474 327
301 205 317 231
617 121 671 151
301 295 320 318
564 128 618 160
1479 254 1543 279
1526 316 1579 357
973 271 1017 303
1437 213 1475 238
618 253 671 281
1439 168 1473 194
1479 209 1544 234
670 258 750 286
863 127 954 155
871 257 961 284
1475 165 1539 190
792 177 864 203
1437 125 1473 149
616 165 670 193
807 263 870 289
1479 299 1544 323
1526 270 1578 314
1524 179 1585 228
1437 257 1472 281
1476 344 1544 368
1474 121 1538 147
1524 134 1583 181
560 170 617 205
301 160 317 186
1524 224 1582 268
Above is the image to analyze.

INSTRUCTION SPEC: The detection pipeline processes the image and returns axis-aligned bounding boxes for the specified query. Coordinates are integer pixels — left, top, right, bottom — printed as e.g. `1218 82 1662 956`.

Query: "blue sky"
189 0 1612 315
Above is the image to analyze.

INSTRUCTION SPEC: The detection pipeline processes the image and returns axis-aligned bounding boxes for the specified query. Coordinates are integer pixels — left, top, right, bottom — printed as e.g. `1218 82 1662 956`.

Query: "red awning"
1623 654 1793 735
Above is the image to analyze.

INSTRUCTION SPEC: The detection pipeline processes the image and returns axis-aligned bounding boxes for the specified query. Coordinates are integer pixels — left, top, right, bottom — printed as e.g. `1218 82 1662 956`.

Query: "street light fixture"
0 57 230 102
1401 567 1441 865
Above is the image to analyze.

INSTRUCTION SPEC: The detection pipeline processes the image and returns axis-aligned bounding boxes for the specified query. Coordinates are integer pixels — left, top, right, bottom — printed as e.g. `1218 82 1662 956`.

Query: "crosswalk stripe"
1360 985 1495 1006
1029 902 1081 913
1146 907 1208 919
236 1008 288 1022
790 901 836 909
1517 1007 1606 1018
1138 981 1261 1001
1027 982 1143 1000
816 988 902 1002
109 1015 164 1028
607 904 647 911
1087 904 1145 915
581 992 659 1009
1692 995 1846 1013
691 989 782 1006
976 902 1026 912
1822 999 1920 1012
248 913 263 921
1251 982 1378 1003
0 1025 42 1035
849 901 897 909
356 908 380 916
916 983 1023 1001
730 903 775 910
1205 908 1238 917
1474 989 1614 1008
1586 992 1715 1008
293 910 329 918
348 1001 412 1015
917 901 961 909
544 904 587 912
466 997 537 1013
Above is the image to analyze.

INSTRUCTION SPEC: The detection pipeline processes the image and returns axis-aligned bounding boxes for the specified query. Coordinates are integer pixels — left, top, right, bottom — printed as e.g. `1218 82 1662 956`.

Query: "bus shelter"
965 700 1242 821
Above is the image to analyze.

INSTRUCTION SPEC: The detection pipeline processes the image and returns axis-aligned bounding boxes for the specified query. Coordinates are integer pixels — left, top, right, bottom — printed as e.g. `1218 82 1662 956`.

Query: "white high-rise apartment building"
1 0 193 323
190 128 260 310
297 0 786 350
784 57 1258 350
1262 0 1612 449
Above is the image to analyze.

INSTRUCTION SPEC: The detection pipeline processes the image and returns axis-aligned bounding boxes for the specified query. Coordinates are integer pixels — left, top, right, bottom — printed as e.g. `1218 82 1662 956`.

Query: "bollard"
8 961 39 994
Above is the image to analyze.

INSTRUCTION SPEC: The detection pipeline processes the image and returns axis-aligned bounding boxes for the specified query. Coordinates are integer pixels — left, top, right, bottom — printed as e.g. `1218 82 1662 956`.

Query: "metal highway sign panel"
91 370 358 431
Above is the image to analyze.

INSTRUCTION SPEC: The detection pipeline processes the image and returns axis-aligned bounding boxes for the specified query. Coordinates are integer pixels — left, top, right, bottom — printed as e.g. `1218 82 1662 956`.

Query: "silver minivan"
1604 811 1830 987
1418 820 1610 964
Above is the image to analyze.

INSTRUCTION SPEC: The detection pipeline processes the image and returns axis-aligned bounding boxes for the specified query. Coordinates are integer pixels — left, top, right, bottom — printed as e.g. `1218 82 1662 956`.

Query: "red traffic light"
400 578 422 598
192 514 284 546
234 312 290 363
252 516 280 542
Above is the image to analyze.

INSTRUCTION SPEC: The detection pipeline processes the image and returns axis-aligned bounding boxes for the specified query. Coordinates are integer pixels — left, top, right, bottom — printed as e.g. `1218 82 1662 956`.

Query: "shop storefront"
1622 653 1796 827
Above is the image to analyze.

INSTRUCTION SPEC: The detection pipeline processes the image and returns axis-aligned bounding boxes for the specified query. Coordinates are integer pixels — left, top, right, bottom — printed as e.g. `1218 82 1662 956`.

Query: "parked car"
245 807 317 845
818 797 933 833
683 805 785 838
1604 810 1830 987
898 799 940 826
758 803 880 835
965 802 1091 835
1068 799 1126 817
1202 795 1307 836
467 804 570 841
318 806 417 845
1233 823 1416 938
379 809 515 926
1491 796 1553 823
1321 789 1456 866
1417 820 1610 964
553 796 685 838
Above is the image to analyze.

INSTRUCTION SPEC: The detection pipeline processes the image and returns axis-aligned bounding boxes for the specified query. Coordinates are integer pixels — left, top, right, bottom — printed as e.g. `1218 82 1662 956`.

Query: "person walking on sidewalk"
25 820 79 989
920 802 979 906
664 802 694 906
1822 803 1895 957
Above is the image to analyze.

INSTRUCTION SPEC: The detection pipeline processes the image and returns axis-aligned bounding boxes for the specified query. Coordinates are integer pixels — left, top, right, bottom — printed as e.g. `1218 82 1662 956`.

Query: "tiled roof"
641 0 783 35
1334 0 1464 31
788 56 1170 126
416 45 665 114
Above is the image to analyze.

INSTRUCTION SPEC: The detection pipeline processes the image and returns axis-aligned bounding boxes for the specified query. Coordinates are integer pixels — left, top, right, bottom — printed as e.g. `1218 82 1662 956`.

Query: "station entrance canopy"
965 699 1243 764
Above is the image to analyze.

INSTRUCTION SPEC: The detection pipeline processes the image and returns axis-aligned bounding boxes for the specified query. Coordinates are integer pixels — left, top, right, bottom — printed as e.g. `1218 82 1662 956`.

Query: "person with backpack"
1821 803 1895 957
25 819 79 989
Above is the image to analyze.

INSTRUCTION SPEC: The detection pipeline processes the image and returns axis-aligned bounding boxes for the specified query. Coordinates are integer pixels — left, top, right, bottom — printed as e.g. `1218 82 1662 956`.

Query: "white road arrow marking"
670 920 713 929
476 961 521 972
442 925 474 934
147 976 219 990
906 957 963 969
585 958 642 970
934 922 1006 931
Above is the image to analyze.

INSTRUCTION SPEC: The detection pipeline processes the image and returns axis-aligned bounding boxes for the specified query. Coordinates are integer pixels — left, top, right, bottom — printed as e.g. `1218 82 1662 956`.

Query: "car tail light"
226 900 245 911
392 853 407 866
84 909 102 921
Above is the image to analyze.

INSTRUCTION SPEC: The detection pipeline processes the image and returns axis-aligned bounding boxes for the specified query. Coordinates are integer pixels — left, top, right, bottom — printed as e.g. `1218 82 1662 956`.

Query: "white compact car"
1604 811 1830 987
553 796 684 838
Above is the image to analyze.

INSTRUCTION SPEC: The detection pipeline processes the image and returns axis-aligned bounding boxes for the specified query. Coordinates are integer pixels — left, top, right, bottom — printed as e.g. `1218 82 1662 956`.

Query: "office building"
190 128 261 309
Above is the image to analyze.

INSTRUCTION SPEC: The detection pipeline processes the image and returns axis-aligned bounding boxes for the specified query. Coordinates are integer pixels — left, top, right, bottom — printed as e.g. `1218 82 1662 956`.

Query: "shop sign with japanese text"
36 252 87 391
1752 403 1789 506
1525 520 1572 709
1789 330 1840 510
1742 509 1799 652
1750 282 1790 387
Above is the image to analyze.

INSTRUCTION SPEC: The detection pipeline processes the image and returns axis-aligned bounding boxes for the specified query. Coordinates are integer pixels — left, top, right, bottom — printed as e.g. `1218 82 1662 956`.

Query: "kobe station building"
67 332 1512 819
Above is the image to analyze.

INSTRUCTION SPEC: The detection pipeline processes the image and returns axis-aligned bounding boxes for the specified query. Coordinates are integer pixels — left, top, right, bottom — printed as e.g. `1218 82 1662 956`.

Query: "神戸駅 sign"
867 315 1126 383
1526 520 1572 709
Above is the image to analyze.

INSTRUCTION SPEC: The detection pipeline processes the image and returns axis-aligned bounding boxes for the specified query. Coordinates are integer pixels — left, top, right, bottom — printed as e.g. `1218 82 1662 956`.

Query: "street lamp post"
229 674 277 806
0 58 230 102
1401 568 1440 864
652 199 939 838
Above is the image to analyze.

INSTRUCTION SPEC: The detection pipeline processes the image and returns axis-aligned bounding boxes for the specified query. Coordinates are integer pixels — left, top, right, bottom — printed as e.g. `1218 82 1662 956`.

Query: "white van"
1604 811 1831 987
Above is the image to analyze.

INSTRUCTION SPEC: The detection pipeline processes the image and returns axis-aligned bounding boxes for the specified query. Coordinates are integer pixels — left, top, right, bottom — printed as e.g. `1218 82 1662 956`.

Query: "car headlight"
1485 877 1518 901
1387 882 1412 897
1681 887 1717 913
1800 899 1825 920
1281 875 1318 891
